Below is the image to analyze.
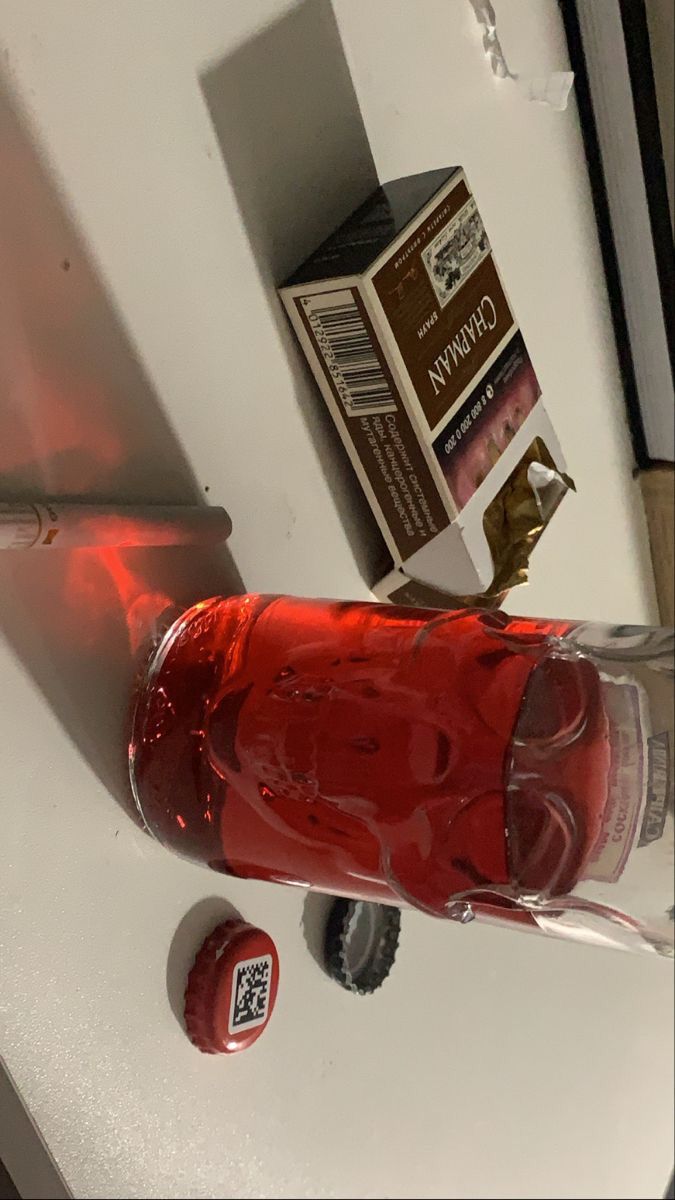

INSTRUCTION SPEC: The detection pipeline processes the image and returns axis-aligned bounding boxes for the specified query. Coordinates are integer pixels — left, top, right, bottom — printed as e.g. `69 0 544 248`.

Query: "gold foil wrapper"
385 439 573 611
399 438 573 611
481 437 574 599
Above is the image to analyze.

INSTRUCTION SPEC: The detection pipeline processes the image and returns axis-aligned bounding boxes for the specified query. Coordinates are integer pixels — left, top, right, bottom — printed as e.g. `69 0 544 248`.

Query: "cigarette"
0 501 232 550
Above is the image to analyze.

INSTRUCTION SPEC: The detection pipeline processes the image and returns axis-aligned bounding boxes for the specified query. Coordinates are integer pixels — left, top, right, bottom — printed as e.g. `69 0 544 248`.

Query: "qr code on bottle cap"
228 954 273 1033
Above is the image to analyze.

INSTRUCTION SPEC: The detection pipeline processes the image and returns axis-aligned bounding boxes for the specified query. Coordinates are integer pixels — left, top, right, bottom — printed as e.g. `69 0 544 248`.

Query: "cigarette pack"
280 168 568 603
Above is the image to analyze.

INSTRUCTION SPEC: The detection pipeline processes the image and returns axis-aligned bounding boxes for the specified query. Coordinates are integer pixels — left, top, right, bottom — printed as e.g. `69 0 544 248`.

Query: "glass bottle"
129 595 674 955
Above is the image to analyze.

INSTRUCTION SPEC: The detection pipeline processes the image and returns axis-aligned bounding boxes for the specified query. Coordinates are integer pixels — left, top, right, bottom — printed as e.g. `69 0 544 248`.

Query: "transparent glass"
129 596 674 955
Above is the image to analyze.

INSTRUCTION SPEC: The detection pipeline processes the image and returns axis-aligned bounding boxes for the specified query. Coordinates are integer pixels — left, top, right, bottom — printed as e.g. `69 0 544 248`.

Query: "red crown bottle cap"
184 920 279 1054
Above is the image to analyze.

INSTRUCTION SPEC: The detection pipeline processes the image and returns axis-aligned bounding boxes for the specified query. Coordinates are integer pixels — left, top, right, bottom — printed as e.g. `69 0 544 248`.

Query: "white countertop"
0 2 671 1198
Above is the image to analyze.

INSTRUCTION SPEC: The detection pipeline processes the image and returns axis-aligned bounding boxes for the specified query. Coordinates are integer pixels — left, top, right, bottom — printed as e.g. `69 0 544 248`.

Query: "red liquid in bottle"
129 596 609 914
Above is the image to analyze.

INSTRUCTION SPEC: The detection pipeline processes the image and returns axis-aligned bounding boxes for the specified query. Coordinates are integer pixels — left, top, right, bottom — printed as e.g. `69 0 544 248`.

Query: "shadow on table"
0 78 243 822
200 0 389 590
165 895 242 1030
301 891 335 977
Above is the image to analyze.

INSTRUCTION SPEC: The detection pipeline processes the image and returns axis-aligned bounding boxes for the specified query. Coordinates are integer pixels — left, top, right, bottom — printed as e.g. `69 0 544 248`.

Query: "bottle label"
639 732 671 847
583 677 654 884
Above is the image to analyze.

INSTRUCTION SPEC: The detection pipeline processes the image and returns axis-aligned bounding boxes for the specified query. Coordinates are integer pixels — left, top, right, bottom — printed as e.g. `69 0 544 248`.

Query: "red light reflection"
65 546 173 657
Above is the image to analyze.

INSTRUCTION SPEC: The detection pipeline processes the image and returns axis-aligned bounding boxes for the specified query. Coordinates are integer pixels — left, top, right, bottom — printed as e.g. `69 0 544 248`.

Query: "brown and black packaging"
280 168 570 603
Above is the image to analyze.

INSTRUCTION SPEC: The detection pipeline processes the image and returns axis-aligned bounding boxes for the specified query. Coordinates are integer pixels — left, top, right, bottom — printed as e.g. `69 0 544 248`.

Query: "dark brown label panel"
373 182 513 430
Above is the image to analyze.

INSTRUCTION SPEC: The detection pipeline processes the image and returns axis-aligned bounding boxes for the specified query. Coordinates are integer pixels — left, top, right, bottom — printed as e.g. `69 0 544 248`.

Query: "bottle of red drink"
129 596 674 956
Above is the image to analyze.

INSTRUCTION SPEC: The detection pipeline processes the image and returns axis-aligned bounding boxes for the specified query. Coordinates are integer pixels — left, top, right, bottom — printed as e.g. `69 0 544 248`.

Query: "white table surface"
0 2 671 1198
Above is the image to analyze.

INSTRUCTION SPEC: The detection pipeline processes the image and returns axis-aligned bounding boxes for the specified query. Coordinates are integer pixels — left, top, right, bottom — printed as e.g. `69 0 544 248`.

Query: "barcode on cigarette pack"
302 290 397 417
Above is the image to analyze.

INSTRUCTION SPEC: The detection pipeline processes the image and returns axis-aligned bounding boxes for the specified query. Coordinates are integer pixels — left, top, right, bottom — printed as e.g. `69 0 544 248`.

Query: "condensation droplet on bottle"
446 901 475 924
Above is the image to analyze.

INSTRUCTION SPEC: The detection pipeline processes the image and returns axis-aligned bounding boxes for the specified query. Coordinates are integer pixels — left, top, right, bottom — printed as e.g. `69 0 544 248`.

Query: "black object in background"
560 0 674 467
